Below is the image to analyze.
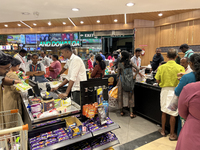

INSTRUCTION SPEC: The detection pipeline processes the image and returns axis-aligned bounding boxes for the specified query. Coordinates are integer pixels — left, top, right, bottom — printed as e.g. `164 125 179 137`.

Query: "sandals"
130 113 136 119
169 135 177 141
158 129 166 137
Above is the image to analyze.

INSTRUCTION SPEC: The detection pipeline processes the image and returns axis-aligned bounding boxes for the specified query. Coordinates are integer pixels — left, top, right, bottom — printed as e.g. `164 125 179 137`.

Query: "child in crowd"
26 53 48 83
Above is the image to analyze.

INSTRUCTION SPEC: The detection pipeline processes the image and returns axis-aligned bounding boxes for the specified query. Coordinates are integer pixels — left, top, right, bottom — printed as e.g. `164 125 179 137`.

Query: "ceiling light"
114 19 118 22
21 12 30 15
17 24 21 26
80 21 84 24
68 17 76 26
48 22 51 26
124 13 127 24
63 22 66 25
33 23 37 26
4 24 8 27
72 8 79 11
126 3 134 7
158 13 163 16
97 20 100 23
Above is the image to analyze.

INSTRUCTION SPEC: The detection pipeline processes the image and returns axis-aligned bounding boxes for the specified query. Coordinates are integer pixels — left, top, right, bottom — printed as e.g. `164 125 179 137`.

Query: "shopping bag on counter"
108 86 118 107
44 67 50 78
167 93 179 111
136 68 145 82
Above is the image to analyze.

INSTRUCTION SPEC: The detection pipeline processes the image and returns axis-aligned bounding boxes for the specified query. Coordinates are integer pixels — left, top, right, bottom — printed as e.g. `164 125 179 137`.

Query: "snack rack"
0 109 29 150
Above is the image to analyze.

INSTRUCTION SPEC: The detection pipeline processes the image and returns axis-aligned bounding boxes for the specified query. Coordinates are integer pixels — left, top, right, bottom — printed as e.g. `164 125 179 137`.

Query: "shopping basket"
0 109 28 150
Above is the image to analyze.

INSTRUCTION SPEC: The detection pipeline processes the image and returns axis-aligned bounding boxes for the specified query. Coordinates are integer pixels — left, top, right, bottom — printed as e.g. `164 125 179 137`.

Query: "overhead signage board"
38 40 81 47
80 32 98 39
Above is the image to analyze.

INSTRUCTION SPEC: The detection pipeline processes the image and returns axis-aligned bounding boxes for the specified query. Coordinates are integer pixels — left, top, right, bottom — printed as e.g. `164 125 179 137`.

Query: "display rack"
93 139 120 150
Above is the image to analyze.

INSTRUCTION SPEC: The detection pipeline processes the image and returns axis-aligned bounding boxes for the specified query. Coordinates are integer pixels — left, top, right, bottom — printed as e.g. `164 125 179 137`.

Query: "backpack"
120 63 135 92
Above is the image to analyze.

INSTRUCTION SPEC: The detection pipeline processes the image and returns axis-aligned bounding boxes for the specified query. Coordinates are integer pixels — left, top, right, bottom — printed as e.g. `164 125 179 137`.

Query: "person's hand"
139 73 145 78
51 87 59 92
177 72 186 80
133 68 136 72
59 93 68 99
14 80 22 84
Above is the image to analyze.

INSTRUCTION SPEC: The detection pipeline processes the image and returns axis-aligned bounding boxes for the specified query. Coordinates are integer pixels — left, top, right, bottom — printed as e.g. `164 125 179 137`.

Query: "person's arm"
26 71 35 76
59 68 67 75
175 75 187 96
2 77 21 85
19 68 25 72
33 71 45 76
155 67 161 84
178 87 189 120
51 78 69 91
58 80 74 99
91 65 98 78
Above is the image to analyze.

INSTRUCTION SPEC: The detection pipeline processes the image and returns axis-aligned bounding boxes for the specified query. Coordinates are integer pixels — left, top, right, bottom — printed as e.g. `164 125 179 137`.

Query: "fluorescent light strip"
20 20 32 28
68 17 76 26
124 13 127 24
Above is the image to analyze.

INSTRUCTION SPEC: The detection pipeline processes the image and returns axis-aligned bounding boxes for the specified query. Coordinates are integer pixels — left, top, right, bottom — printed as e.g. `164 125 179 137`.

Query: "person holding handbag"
117 50 139 118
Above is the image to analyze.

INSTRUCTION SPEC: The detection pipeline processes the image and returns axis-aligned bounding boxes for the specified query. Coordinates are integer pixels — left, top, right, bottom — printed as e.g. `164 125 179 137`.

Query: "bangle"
12 79 15 85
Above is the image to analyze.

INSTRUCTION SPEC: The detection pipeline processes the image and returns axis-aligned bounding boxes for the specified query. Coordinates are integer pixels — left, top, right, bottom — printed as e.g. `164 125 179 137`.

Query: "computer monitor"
29 79 41 97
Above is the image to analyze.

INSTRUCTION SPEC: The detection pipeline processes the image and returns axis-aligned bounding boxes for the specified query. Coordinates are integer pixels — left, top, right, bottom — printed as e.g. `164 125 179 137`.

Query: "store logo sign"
38 40 80 47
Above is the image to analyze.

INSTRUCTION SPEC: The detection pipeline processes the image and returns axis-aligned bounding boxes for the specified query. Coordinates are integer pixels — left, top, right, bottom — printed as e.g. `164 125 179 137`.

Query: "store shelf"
42 133 93 150
92 123 120 137
93 139 120 150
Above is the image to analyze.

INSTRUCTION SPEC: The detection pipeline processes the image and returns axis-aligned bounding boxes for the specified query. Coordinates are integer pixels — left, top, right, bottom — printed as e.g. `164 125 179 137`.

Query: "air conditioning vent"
94 30 134 36
94 31 112 36
115 30 134 35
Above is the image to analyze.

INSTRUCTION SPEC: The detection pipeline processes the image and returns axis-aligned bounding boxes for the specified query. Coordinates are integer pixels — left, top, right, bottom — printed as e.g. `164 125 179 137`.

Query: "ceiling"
1 0 200 24
0 9 197 29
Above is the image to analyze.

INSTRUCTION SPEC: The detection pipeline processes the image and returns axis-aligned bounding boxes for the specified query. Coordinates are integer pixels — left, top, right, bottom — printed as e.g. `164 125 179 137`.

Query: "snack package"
54 99 61 108
37 109 58 119
31 103 41 114
102 101 109 117
61 97 71 107
97 88 103 104
31 141 44 148
97 105 107 125
41 99 55 112
14 80 32 92
32 145 45 150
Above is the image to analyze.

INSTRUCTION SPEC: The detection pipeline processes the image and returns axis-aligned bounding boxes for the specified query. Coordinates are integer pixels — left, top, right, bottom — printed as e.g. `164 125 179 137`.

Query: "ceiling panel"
0 9 198 29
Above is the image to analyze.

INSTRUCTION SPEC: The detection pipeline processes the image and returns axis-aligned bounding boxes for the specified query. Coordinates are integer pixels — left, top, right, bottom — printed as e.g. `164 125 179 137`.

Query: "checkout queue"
1 43 200 149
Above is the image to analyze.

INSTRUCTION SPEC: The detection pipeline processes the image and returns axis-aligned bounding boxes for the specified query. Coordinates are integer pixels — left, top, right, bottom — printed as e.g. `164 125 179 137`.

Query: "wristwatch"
12 79 15 85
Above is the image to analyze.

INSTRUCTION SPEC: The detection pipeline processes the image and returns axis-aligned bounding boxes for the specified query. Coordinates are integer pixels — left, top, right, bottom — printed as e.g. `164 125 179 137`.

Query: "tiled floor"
109 108 177 150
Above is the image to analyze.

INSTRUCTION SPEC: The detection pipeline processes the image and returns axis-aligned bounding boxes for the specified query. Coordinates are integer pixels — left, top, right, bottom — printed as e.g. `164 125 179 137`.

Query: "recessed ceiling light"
17 24 21 26
97 20 100 23
63 22 66 25
114 19 118 22
48 22 51 26
80 21 84 24
4 24 8 27
21 12 30 15
33 23 37 26
126 3 134 7
158 13 163 17
72 8 79 11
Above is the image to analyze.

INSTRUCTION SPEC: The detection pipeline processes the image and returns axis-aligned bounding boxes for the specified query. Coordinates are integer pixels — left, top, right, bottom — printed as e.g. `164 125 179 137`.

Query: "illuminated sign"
38 40 81 47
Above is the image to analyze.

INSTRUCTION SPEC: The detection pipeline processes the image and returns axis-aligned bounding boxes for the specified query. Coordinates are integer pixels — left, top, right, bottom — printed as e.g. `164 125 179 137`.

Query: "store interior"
0 1 200 150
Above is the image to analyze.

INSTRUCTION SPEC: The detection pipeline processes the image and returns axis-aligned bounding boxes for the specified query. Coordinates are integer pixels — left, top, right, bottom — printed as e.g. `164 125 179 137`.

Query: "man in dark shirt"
151 48 164 71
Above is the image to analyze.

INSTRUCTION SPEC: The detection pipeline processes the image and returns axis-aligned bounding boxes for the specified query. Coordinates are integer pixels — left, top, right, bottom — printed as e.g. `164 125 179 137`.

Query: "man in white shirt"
180 57 192 73
51 44 87 105
41 51 50 67
131 48 144 77
14 49 27 72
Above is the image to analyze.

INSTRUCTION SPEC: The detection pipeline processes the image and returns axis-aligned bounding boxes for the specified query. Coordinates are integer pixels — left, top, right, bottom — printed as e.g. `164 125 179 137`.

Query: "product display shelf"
41 133 93 150
92 122 120 136
93 139 120 150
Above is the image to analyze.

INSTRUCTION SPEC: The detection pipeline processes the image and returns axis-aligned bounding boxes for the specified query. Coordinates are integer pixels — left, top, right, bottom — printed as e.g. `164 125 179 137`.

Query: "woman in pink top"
88 53 94 69
49 55 62 79
176 81 200 150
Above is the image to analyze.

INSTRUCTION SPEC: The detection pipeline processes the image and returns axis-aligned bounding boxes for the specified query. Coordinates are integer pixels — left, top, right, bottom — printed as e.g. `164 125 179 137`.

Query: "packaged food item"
54 99 61 108
53 128 64 134
61 97 71 107
37 109 58 118
98 105 107 125
29 98 42 105
14 80 32 92
47 134 57 138
65 116 82 137
97 88 103 104
57 136 69 142
31 103 41 114
102 101 109 116
45 138 57 146
31 141 44 148
41 99 55 112
32 145 45 150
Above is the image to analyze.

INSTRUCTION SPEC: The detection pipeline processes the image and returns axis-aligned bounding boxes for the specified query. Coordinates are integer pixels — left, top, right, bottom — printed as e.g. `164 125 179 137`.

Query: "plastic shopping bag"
167 94 179 111
108 86 118 107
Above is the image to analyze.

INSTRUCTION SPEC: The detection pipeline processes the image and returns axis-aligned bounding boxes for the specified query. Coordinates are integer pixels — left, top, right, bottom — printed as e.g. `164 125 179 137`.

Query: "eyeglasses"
0 65 12 72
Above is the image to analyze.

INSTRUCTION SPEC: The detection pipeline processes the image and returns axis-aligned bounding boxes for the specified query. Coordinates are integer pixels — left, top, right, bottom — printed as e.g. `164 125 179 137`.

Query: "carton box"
65 116 82 137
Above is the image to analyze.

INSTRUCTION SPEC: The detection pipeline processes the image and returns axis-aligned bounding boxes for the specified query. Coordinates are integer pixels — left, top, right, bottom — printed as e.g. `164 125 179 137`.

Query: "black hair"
99 51 103 53
11 58 21 67
0 51 13 66
32 53 39 58
135 48 142 53
167 48 178 59
60 44 71 51
53 54 58 60
189 53 200 81
95 54 106 70
120 50 132 68
113 53 118 57
179 44 189 50
89 53 94 58
19 49 27 54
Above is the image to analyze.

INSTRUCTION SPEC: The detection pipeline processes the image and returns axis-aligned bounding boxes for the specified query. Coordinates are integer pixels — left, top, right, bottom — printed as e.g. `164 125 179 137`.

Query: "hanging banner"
37 40 81 47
